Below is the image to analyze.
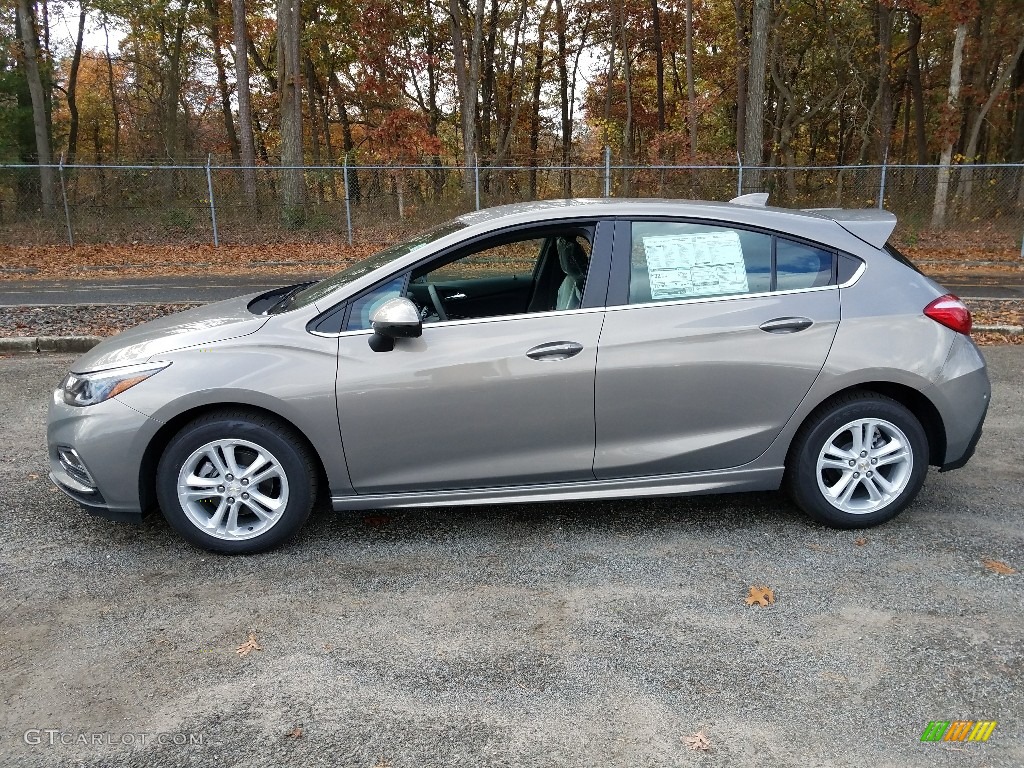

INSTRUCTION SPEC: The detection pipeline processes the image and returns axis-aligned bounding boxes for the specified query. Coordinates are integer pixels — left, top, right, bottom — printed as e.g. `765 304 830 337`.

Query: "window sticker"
642 230 749 299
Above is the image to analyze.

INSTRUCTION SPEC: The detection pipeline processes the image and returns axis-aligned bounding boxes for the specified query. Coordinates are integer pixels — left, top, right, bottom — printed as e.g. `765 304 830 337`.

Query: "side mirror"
368 297 422 352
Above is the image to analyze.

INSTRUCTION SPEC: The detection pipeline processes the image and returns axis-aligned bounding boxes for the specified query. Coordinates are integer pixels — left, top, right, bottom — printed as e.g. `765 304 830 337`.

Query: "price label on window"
643 230 748 299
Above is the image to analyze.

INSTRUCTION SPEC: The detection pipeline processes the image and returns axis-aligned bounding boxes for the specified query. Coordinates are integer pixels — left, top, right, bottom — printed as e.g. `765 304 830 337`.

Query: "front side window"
346 225 595 331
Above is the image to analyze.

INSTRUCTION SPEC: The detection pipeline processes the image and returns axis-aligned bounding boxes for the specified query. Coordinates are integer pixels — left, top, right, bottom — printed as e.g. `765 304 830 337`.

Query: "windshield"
273 219 467 313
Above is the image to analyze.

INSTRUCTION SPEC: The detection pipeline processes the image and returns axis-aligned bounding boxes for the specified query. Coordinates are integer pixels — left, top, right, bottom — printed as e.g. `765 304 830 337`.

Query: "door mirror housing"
368 297 422 351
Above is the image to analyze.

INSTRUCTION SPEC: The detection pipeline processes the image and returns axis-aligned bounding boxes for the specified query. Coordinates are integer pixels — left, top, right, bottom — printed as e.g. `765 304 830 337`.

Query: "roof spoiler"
804 208 897 249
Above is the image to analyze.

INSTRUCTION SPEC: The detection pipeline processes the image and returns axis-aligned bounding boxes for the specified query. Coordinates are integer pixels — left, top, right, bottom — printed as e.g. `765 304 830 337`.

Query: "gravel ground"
1 299 1021 343
0 351 1022 767
0 303 201 338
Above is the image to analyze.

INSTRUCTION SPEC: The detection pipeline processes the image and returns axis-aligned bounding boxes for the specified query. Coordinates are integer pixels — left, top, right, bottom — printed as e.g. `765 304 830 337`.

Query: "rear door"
594 219 841 478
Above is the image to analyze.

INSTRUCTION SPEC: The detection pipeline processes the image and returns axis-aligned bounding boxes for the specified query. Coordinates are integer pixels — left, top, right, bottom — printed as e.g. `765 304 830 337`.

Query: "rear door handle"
526 341 584 361
759 316 814 334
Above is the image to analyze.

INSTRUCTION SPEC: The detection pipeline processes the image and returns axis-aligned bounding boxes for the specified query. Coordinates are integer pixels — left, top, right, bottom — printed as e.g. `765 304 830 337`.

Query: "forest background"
2 0 1024 247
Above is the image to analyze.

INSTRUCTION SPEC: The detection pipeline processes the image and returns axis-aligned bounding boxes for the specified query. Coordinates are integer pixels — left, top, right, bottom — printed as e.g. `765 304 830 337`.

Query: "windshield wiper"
266 281 319 314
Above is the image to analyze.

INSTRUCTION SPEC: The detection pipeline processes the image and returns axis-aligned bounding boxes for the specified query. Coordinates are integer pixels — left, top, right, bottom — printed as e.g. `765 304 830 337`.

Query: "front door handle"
526 341 584 361
759 316 814 334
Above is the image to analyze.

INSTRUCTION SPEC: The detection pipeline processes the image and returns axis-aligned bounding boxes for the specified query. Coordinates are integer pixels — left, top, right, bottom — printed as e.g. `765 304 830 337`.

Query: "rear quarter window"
775 238 834 290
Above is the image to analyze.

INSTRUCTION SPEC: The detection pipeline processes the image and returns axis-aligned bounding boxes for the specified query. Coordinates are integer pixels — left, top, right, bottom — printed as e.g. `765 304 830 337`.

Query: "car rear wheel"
787 393 928 528
156 411 317 553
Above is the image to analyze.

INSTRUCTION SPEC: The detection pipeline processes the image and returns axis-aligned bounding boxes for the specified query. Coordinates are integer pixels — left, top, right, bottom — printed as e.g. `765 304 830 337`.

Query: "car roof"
455 198 897 249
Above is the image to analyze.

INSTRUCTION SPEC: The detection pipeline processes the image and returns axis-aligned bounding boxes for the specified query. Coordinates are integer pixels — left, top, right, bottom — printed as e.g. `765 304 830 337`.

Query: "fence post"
736 152 743 197
474 153 481 211
343 156 353 246
58 153 73 247
604 146 611 197
205 155 219 246
878 150 888 210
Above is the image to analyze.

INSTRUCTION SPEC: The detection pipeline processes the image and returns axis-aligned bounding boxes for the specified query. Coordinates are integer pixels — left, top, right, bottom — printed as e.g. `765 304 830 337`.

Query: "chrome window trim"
609 258 865 313
307 257 865 337
310 305 606 339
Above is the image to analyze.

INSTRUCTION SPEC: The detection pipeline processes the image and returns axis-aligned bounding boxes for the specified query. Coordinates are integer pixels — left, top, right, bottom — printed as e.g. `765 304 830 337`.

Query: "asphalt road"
1 273 1024 306
1 349 1022 767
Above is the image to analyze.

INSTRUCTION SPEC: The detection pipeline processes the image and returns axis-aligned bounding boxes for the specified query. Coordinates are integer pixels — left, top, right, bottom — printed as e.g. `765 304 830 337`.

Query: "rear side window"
627 222 837 304
628 222 772 303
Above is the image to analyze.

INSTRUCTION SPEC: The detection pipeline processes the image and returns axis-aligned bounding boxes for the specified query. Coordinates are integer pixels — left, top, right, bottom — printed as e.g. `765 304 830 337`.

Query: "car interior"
403 227 595 324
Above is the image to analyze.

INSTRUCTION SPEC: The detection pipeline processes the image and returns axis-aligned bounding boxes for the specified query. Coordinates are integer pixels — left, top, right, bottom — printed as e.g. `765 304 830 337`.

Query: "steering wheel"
427 283 448 322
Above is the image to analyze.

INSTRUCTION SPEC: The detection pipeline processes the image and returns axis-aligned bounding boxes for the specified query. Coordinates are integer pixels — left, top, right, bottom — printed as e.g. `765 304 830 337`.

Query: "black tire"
156 410 317 554
786 392 929 528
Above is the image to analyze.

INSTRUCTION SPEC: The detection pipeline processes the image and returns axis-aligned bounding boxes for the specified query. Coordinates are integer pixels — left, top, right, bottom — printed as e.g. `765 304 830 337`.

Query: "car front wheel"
156 411 317 553
787 393 929 528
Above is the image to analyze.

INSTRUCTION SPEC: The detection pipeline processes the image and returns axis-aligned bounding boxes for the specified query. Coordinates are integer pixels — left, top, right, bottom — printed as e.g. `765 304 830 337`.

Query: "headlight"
60 361 170 407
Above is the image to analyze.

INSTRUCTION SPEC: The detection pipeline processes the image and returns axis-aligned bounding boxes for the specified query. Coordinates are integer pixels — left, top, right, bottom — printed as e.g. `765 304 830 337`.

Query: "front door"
334 221 610 494
336 312 604 493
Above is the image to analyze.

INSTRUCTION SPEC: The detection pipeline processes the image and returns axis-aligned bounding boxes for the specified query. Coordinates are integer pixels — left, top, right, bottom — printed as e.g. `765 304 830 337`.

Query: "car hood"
72 294 268 372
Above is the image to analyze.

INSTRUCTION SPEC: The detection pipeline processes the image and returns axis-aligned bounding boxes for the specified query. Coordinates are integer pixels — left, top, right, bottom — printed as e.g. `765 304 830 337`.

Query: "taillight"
924 294 972 335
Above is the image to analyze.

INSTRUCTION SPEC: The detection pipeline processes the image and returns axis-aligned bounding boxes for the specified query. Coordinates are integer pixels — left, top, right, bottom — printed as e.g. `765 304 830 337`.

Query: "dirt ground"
1 350 1022 767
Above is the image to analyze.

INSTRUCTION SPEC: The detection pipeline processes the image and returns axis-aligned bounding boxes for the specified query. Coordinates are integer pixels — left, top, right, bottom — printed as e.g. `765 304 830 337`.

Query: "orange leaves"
744 585 775 607
236 632 263 657
683 731 712 751
982 559 1016 575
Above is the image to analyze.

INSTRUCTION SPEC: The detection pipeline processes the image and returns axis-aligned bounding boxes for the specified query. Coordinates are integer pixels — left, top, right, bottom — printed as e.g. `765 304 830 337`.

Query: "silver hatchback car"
47 198 990 553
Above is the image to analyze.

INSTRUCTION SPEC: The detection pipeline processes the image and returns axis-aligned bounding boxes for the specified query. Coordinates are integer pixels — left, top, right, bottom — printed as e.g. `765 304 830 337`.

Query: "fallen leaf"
982 559 1016 575
283 726 303 739
236 632 263 657
744 585 775 607
854 537 868 546
363 514 391 528
683 731 712 751
27 473 39 480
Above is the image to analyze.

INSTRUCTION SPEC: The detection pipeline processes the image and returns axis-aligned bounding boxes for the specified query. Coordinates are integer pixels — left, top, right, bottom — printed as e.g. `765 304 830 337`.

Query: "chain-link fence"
2 156 1023 248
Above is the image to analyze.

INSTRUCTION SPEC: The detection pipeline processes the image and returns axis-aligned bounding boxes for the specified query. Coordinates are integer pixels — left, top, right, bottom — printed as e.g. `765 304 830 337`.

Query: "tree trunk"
66 6 86 164
206 0 240 161
162 0 191 164
685 0 696 158
651 0 666 134
528 0 551 199
956 33 1024 212
1011 54 1024 162
554 0 571 196
15 0 55 212
231 0 258 205
449 0 485 197
743 0 770 186
103 19 120 161
619 0 634 195
733 0 748 159
931 23 968 230
908 12 928 164
874 2 894 162
277 0 305 223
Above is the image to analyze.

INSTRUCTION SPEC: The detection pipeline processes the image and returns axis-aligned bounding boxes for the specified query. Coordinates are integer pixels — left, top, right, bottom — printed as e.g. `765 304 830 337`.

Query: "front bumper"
47 388 163 522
